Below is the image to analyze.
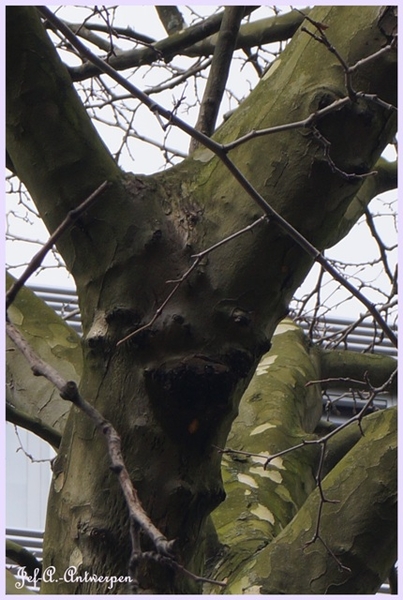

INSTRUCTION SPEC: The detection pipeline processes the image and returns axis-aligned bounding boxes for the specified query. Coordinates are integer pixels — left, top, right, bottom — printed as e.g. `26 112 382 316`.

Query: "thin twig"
141 551 227 587
364 207 394 283
300 10 397 105
6 181 110 309
222 96 351 152
66 8 234 81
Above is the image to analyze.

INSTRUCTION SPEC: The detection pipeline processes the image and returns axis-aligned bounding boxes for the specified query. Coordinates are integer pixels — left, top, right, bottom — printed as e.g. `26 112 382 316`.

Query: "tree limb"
156 6 185 35
188 8 307 58
6 181 109 309
318 347 397 392
6 540 43 579
190 6 246 153
67 8 235 81
6 402 61 449
210 407 396 593
6 273 82 437
67 7 293 81
324 157 397 249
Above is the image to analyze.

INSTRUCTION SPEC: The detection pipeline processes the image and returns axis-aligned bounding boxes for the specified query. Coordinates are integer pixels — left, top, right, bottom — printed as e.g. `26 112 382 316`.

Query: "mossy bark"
6 6 397 594
6 273 82 441
204 323 396 593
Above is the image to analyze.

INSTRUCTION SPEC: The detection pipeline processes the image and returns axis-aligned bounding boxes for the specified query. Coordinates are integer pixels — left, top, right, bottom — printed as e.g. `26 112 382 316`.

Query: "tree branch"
324 157 397 249
67 9 233 81
6 319 225 589
188 8 307 58
6 540 42 579
6 181 109 309
67 8 304 81
156 6 185 35
318 348 397 393
6 320 174 549
260 407 396 593
6 402 61 449
190 6 246 153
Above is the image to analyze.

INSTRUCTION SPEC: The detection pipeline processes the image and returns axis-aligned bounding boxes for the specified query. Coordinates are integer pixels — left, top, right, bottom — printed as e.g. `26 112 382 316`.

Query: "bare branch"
6 402 61 449
67 8 305 81
59 20 117 54
222 94 395 153
364 207 395 283
67 9 232 82
6 540 43 579
6 181 110 309
54 22 156 46
7 319 175 557
141 551 226 588
156 6 185 36
190 6 246 153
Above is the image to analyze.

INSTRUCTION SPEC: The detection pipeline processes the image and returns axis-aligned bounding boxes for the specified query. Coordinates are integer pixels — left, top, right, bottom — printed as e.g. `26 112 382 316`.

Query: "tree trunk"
6 6 396 594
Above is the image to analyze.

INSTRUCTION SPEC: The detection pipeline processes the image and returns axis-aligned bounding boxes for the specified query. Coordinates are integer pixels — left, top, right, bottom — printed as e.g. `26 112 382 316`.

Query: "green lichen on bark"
6 273 82 437
204 319 322 590
254 407 397 595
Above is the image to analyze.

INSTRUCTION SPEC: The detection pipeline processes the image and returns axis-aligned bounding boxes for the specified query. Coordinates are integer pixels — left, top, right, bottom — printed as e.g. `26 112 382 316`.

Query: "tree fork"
6 6 397 594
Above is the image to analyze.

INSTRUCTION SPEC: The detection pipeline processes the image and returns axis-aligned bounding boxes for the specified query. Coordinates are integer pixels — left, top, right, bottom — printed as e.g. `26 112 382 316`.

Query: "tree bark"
6 6 397 594
6 273 81 441
216 406 396 594
204 323 396 593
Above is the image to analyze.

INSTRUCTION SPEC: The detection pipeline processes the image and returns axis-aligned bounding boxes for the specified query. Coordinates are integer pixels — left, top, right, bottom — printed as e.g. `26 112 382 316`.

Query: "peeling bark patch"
263 58 281 80
273 320 298 335
250 423 275 435
256 355 277 376
237 473 258 489
69 546 83 568
244 584 262 594
86 311 108 345
251 504 275 524
269 456 285 470
250 454 285 471
8 305 23 326
192 147 215 162
53 471 64 492
250 466 282 483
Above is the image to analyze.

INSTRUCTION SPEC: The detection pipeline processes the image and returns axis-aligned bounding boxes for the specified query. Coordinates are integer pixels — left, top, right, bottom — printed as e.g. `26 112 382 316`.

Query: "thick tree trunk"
6 6 396 594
